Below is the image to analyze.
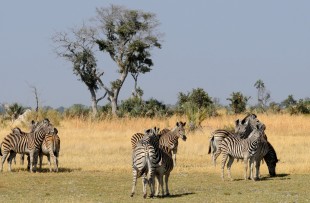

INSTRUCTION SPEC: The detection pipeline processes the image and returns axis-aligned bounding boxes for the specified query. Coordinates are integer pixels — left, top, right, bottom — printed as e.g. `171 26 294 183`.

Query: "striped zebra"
263 142 278 177
213 124 267 181
131 127 160 198
235 115 278 177
131 128 170 150
208 129 235 164
0 118 56 172
11 122 61 172
158 121 187 167
154 138 175 197
20 133 61 172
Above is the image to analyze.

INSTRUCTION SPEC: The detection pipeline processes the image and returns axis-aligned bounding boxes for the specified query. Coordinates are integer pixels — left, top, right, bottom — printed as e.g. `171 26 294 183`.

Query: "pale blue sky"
1 1 309 108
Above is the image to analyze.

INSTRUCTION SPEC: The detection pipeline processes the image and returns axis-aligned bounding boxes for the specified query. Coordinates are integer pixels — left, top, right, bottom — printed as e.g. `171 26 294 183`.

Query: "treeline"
1 88 309 130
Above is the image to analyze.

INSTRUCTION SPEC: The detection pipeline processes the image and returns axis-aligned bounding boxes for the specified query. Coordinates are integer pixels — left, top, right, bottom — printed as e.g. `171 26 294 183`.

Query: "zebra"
235 115 278 177
208 129 235 164
213 124 267 181
130 123 186 197
130 122 186 167
131 127 160 198
158 121 187 167
10 122 61 172
21 133 61 172
130 128 170 150
263 142 278 177
0 118 56 172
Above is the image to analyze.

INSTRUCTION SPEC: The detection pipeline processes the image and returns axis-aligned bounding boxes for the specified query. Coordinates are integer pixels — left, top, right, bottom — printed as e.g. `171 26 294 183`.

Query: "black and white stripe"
131 127 160 198
0 118 55 172
213 125 267 181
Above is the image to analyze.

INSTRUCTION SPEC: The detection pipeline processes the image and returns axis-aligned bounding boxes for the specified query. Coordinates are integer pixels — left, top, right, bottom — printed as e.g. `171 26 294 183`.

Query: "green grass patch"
0 169 310 202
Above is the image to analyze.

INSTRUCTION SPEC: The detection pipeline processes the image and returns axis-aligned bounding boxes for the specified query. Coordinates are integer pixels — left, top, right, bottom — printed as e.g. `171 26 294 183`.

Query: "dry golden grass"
0 113 310 202
0 113 309 175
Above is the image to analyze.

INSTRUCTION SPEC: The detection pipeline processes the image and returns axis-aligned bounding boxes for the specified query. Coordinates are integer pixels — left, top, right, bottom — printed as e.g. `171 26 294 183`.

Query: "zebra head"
264 142 278 177
11 127 23 135
235 119 250 138
235 114 264 139
32 118 56 136
175 121 187 141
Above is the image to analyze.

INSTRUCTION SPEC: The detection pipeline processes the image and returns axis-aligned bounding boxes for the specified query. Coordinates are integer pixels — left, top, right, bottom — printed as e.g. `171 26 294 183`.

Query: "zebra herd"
131 114 278 198
0 118 60 173
130 121 187 198
209 114 278 181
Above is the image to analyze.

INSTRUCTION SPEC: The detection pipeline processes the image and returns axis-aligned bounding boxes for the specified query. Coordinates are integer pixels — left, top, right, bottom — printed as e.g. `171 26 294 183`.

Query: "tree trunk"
110 96 118 116
89 88 98 117
110 68 129 116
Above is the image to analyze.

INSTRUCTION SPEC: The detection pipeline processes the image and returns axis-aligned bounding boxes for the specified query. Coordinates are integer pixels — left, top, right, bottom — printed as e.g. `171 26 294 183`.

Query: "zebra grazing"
0 118 56 172
131 127 160 198
235 114 278 177
213 124 268 181
263 142 278 177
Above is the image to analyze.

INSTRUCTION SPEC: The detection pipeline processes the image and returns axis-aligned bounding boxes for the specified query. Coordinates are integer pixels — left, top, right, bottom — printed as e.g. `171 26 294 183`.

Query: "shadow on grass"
11 167 82 173
156 192 195 199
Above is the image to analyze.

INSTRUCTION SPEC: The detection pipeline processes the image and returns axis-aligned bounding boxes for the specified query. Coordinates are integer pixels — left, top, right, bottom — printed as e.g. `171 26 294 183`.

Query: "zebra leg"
55 155 59 172
148 175 155 198
130 169 137 197
7 152 16 172
254 159 261 181
155 174 164 197
27 155 30 171
142 176 148 199
154 174 160 197
172 152 176 167
39 151 44 172
221 153 228 181
243 158 249 180
1 152 9 172
29 152 34 173
165 172 171 196
226 156 234 181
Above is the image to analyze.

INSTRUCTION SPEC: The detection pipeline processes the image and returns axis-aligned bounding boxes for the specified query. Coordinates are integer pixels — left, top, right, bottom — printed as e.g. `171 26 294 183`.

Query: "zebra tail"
208 136 214 154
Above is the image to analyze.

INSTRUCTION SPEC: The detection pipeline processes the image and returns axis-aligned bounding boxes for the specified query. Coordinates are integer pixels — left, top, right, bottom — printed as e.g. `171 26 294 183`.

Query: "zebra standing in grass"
11 121 61 172
131 127 161 198
235 114 278 177
0 118 56 172
130 123 186 197
159 122 187 167
263 142 278 177
213 124 267 181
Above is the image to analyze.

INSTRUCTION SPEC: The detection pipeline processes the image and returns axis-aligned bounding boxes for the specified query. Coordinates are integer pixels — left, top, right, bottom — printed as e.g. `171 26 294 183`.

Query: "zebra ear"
145 129 151 134
235 119 240 126
183 122 186 126
250 114 257 119
176 122 179 127
31 120 36 125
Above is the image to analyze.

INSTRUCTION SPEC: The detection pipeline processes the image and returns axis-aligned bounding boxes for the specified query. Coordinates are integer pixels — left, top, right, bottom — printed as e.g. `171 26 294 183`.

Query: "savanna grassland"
0 113 310 203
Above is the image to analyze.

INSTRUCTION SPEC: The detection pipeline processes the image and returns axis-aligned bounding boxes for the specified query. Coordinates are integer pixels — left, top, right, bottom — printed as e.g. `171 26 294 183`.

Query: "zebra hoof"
130 193 134 197
165 193 170 197
143 194 147 199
